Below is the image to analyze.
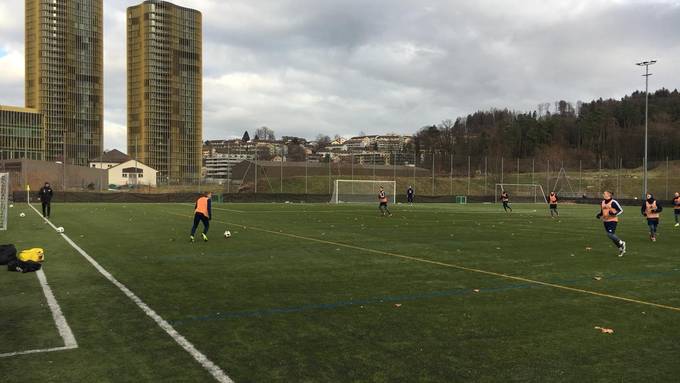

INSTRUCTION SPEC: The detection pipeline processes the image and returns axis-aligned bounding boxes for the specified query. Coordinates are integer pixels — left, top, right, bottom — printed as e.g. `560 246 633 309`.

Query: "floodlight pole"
636 60 656 198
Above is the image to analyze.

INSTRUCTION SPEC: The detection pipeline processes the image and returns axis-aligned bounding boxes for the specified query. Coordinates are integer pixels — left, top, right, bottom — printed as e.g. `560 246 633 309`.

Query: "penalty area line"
27 204 234 383
0 269 78 358
168 211 680 315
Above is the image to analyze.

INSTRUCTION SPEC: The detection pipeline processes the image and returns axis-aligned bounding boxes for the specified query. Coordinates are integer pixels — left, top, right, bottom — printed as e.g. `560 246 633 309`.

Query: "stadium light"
636 59 656 198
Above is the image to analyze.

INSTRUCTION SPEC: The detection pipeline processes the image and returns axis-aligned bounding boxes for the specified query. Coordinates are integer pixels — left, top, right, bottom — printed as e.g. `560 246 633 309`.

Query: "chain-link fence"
4 153 679 202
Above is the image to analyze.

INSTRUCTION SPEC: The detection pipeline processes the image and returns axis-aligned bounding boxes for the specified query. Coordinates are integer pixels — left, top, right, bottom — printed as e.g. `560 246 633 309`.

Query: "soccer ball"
19 212 25 217
223 230 232 239
56 227 64 233
9 204 13 208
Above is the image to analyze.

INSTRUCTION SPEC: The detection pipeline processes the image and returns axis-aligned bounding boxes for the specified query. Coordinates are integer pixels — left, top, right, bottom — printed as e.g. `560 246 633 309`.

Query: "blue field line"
169 268 680 327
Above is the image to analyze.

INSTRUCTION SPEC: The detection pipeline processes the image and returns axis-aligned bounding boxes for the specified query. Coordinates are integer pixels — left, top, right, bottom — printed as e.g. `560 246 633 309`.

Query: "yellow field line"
169 212 680 314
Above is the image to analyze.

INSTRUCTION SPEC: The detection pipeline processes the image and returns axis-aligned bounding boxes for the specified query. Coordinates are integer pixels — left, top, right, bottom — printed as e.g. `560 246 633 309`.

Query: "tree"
315 134 331 150
255 126 276 141
242 131 250 142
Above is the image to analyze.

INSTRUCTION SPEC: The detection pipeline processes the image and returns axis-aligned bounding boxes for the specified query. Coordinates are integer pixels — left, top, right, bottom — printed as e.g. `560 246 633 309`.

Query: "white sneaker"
618 241 627 257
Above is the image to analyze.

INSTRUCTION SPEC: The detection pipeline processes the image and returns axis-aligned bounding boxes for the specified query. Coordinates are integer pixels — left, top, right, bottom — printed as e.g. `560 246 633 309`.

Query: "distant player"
596 191 626 256
501 190 512 212
548 192 559 218
378 186 392 216
38 182 53 218
407 186 414 205
641 193 662 242
190 192 212 242
673 192 680 227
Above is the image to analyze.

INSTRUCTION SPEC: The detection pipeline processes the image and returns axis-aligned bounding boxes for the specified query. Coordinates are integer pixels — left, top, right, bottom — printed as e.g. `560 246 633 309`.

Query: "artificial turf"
1 201 679 382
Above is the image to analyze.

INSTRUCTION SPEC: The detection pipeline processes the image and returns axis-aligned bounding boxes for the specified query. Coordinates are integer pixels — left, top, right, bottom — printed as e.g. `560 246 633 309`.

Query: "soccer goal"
1 173 9 231
495 183 548 204
331 180 396 204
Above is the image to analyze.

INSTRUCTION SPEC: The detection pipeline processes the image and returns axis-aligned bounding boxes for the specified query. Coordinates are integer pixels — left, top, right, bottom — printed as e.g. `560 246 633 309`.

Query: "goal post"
331 180 396 204
495 183 548 204
0 173 8 231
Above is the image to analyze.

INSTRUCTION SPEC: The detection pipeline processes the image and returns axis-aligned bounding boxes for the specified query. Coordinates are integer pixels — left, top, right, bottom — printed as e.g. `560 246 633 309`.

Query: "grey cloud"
1 0 680 150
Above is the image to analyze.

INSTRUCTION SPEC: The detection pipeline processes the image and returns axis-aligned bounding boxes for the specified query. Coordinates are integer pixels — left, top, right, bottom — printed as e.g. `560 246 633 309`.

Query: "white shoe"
618 241 626 257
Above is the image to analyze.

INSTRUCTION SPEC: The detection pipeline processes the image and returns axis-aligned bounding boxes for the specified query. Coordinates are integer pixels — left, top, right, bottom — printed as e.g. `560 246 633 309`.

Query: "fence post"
546 159 549 192
579 160 582 196
467 155 471 196
666 156 669 199
450 154 453 196
431 151 435 195
484 156 488 196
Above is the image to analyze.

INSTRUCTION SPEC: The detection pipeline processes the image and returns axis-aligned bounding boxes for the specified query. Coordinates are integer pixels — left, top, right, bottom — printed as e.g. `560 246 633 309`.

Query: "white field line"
27 203 233 383
0 269 78 358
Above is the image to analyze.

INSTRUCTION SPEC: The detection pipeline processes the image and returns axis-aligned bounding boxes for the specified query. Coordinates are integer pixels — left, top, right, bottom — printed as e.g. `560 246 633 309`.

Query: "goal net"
0 173 8 231
495 183 547 204
331 180 396 204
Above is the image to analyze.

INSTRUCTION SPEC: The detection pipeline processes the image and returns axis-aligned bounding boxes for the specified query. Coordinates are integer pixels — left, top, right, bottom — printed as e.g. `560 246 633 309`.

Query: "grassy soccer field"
1 201 680 382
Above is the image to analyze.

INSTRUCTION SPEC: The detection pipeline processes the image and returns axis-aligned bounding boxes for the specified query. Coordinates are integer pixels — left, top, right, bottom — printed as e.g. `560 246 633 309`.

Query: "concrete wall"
0 159 108 192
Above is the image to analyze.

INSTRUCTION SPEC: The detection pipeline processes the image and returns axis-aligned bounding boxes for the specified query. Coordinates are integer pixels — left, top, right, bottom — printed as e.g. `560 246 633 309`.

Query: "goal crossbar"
331 180 396 204
495 183 548 204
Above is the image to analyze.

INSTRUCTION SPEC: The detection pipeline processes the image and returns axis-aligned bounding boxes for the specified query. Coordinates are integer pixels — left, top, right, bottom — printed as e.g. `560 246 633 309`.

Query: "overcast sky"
1 0 679 151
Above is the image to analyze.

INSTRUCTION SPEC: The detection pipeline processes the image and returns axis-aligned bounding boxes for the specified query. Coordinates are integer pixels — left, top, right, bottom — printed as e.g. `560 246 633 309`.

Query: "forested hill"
414 89 680 167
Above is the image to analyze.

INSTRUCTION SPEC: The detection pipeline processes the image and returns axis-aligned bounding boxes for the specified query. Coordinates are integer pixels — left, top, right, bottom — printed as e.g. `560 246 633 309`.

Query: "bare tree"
255 126 276 141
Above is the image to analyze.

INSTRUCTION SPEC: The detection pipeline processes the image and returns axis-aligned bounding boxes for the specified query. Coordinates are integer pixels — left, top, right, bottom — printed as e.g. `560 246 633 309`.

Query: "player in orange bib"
190 192 212 242
640 193 663 242
378 186 392 217
673 192 680 227
548 192 559 218
501 191 512 212
596 191 626 256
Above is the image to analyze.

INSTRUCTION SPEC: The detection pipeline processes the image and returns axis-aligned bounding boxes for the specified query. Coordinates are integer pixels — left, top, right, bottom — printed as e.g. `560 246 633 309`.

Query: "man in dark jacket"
38 182 53 218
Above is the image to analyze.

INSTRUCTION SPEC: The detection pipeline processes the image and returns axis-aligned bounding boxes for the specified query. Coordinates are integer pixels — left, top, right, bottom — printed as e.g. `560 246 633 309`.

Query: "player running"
548 192 559 218
378 186 392 217
190 192 212 242
596 191 626 256
641 193 663 242
501 190 512 212
673 192 680 227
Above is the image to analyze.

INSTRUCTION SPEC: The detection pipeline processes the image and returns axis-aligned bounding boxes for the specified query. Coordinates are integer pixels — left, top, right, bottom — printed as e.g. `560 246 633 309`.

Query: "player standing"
548 192 559 218
596 191 626 256
190 192 212 242
501 190 512 212
673 192 680 227
641 193 662 242
38 182 53 218
407 185 414 205
379 186 392 217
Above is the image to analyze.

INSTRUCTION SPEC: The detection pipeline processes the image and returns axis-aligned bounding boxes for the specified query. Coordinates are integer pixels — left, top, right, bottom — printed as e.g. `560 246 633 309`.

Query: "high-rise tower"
25 0 104 165
127 0 202 184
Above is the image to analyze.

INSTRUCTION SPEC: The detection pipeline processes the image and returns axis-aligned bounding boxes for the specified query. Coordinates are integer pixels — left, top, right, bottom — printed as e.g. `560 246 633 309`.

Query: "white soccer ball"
223 230 232 239
19 212 25 217
56 227 64 233
9 204 13 208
